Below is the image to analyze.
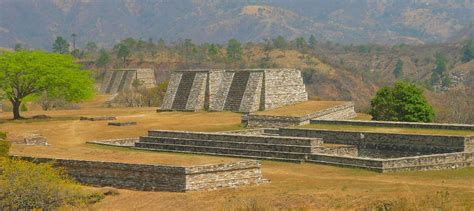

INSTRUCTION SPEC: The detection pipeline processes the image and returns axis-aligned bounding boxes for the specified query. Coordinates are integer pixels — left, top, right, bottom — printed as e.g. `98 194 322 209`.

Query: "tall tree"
295 37 307 50
272 35 287 49
226 39 242 63
96 49 111 71
0 51 94 119
431 53 448 85
13 43 23 52
115 44 130 64
462 39 474 62
309 34 318 49
52 36 69 54
85 42 98 53
393 59 404 78
71 33 77 51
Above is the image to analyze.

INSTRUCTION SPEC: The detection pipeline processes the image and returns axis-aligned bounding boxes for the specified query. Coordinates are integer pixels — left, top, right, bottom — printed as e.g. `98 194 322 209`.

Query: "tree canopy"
369 81 435 122
0 50 94 119
52 36 70 54
226 39 242 63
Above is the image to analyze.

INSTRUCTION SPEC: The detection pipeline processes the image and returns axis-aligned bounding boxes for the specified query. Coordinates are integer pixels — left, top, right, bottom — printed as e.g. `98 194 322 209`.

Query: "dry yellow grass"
1 96 473 209
91 162 474 210
0 96 243 166
254 100 346 116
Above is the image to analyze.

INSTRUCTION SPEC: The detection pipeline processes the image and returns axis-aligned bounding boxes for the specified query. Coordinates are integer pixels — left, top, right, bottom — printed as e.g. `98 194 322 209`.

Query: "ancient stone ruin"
100 68 156 94
160 69 308 113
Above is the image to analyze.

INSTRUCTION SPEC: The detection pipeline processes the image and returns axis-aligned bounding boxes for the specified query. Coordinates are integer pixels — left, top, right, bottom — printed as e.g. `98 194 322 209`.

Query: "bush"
0 132 9 157
0 159 98 210
369 81 435 122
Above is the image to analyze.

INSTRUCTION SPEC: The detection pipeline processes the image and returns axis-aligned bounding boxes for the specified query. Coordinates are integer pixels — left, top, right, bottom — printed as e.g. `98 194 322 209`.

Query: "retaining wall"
15 156 265 192
307 152 474 172
310 120 474 131
279 128 474 153
244 102 356 128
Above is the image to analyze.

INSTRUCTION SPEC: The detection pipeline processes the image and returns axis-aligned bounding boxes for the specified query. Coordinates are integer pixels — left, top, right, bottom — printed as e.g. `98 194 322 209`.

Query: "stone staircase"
172 72 196 110
135 130 323 162
224 72 250 111
105 71 119 94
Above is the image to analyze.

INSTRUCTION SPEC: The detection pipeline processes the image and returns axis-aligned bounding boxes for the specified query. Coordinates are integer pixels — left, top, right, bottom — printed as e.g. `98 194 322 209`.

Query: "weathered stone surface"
161 69 308 112
307 152 474 172
12 134 49 146
279 128 473 153
245 102 356 128
310 120 474 131
80 116 117 121
15 156 267 192
108 122 137 126
100 68 157 94
87 138 139 147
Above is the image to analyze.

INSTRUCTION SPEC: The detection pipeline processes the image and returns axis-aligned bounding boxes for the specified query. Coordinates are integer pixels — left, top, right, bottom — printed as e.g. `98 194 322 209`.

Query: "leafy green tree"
369 81 435 122
115 43 130 64
52 36 70 54
295 37 307 50
272 35 287 49
96 49 111 71
13 43 23 52
393 59 404 78
309 34 318 49
431 53 448 85
462 39 474 62
85 42 98 53
226 39 242 63
0 51 94 119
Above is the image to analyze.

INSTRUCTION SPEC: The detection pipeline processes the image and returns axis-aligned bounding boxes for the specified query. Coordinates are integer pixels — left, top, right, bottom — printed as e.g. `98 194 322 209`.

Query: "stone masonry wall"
239 71 263 113
263 69 308 110
211 71 234 111
16 156 265 192
186 72 207 110
307 152 474 172
279 128 473 153
160 72 182 110
160 69 308 112
245 102 356 128
310 119 474 131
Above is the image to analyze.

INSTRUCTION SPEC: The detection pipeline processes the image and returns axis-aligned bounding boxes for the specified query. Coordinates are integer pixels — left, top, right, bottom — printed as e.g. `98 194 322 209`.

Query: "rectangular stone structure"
100 68 157 94
160 69 308 113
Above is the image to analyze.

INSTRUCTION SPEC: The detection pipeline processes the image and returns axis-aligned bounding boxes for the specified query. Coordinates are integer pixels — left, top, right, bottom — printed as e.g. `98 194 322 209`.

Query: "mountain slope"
0 0 472 49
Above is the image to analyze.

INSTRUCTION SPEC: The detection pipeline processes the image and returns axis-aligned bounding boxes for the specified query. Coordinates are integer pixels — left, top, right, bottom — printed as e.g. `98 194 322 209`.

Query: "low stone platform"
135 130 324 162
16 156 268 192
80 116 117 121
108 121 137 126
243 101 356 128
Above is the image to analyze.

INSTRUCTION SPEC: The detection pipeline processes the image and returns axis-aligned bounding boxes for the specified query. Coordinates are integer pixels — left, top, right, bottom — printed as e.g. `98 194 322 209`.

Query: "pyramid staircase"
171 72 196 110
224 71 250 111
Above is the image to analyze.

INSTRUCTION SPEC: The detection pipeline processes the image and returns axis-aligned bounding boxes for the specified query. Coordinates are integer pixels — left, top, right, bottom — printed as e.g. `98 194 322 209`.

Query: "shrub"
0 132 9 157
0 159 98 210
369 81 435 122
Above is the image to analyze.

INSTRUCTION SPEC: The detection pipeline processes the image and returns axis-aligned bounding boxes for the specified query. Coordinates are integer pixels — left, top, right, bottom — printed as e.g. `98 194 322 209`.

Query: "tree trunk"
12 100 22 120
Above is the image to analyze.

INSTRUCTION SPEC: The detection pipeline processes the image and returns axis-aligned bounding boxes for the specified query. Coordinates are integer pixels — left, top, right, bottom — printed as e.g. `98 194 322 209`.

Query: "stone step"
139 136 314 153
134 142 308 161
224 71 250 111
148 130 322 146
172 72 196 110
